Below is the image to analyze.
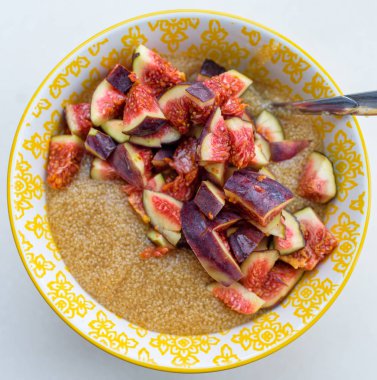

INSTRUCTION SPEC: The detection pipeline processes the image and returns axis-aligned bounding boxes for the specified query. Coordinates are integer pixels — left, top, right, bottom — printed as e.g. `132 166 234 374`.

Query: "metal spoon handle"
271 91 377 116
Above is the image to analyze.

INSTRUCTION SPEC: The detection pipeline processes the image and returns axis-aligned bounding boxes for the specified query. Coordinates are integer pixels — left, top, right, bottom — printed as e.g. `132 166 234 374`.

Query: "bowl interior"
8 10 369 372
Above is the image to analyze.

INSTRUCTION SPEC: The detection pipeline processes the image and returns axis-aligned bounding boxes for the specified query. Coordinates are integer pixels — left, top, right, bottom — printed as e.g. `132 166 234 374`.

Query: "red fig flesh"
65 103 92 139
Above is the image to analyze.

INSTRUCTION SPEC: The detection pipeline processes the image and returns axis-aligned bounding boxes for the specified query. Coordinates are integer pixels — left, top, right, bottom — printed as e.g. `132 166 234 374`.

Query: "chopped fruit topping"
132 44 185 97
101 119 130 143
85 128 117 160
65 103 92 139
139 246 170 259
152 147 175 169
255 237 269 251
199 59 226 79
129 123 181 148
159 228 182 246
208 282 265 314
255 110 284 142
270 140 310 162
185 82 215 106
90 158 119 181
259 167 276 180
248 133 270 169
212 209 242 231
121 185 150 223
146 173 166 192
297 151 336 203
147 229 174 249
204 162 226 186
106 64 133 94
47 135 84 189
248 212 286 238
194 180 225 220
221 96 247 117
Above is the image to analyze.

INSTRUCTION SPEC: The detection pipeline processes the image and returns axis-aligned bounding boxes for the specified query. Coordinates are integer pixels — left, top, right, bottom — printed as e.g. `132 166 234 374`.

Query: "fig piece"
248 212 286 238
224 169 294 226
101 119 130 143
221 96 247 117
259 167 276 180
181 201 243 286
85 128 117 160
270 140 310 162
185 82 215 106
207 282 265 315
129 123 181 148
280 207 338 270
198 107 230 164
106 64 133 94
212 208 242 231
90 158 120 181
229 223 265 263
132 44 185 97
248 135 270 169
199 58 226 79
255 261 304 308
204 162 226 186
273 210 305 255
146 173 166 192
194 180 225 220
240 110 254 123
125 187 150 224
65 103 92 139
147 229 174 249
143 190 183 232
122 83 166 136
47 135 85 189
159 228 182 246
225 117 255 169
297 151 336 203
255 237 269 251
108 142 152 187
152 147 175 169
91 79 127 126
255 110 284 142
240 250 280 291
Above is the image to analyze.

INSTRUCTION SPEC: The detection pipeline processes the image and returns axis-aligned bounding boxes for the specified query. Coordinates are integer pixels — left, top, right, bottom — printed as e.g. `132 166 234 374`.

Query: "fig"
146 173 165 192
194 180 225 220
122 83 166 136
90 157 120 181
101 119 130 143
273 210 305 255
152 147 175 169
132 44 185 97
297 151 336 203
270 140 310 162
255 110 284 142
255 237 269 251
147 229 174 249
185 82 215 106
108 142 152 187
125 187 150 224
207 282 265 315
159 228 182 246
259 167 276 180
240 110 254 123
248 133 271 169
129 123 181 148
143 190 183 232
90 79 127 126
240 250 280 292
220 96 247 117
212 208 242 231
47 135 85 189
181 201 243 286
228 223 265 263
248 212 286 238
199 58 226 79
280 207 338 270
204 162 226 186
225 117 255 168
65 103 92 139
255 261 304 308
106 64 133 94
84 128 117 160
224 169 294 226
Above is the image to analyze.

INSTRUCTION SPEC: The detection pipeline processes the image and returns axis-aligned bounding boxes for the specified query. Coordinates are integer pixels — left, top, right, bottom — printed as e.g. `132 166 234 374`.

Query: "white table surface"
1 0 376 379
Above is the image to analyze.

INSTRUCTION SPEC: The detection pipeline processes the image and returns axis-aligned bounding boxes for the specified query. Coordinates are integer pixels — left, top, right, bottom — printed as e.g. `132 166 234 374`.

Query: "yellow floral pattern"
88 38 109 56
121 26 148 58
213 344 240 366
283 271 336 323
32 98 51 118
330 212 360 274
138 348 156 364
47 271 95 318
241 26 261 46
100 48 129 70
350 192 365 215
312 116 336 140
303 73 335 98
231 312 294 351
149 18 200 52
129 323 148 338
80 68 102 101
22 132 50 160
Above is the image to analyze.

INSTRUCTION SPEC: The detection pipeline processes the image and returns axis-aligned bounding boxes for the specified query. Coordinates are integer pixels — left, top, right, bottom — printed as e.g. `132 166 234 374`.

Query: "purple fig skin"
224 169 294 226
229 223 265 263
194 181 225 220
213 208 242 231
181 201 243 286
152 147 175 168
270 140 310 162
125 117 167 136
106 64 133 94
185 82 215 103
200 59 226 77
85 129 117 160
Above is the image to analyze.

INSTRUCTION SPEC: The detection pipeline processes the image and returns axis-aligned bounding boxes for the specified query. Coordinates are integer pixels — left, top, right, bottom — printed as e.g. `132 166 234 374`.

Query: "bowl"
8 10 370 373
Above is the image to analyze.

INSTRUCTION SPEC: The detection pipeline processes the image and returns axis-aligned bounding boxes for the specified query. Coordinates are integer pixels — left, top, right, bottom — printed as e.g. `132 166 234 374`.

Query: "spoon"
270 90 377 116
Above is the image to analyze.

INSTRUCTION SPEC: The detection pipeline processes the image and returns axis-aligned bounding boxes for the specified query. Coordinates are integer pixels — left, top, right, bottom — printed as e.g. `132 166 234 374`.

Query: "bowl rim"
7 9 371 373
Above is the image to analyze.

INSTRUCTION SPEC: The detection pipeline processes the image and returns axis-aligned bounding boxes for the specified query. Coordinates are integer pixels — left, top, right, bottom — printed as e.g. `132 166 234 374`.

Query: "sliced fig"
65 103 92 139
212 208 242 231
240 250 280 291
228 223 265 263
248 212 286 238
255 261 304 308
152 147 175 169
221 96 247 118
208 282 264 314
160 228 182 246
270 140 310 162
106 64 133 94
280 207 338 270
90 157 119 181
122 83 166 136
129 123 181 148
255 237 269 251
132 44 185 97
259 167 276 180
204 162 226 186
273 210 305 255
47 135 85 189
194 180 225 220
297 151 336 203
147 229 174 249
181 201 243 286
101 119 130 143
240 110 254 123
90 79 127 126
146 173 165 192
248 135 270 169
143 190 182 232
199 58 226 79
224 166 238 183
255 110 284 142
225 117 255 168
125 187 150 224
185 82 215 107
85 128 117 160
169 137 198 175
108 142 152 187
224 169 294 226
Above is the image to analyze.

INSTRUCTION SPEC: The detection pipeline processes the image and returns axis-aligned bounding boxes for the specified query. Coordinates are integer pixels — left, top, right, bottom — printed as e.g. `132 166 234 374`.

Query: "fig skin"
194 180 225 220
85 128 117 160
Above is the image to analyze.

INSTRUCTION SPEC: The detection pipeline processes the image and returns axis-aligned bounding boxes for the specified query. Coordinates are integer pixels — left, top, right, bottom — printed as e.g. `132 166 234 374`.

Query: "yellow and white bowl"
8 10 370 373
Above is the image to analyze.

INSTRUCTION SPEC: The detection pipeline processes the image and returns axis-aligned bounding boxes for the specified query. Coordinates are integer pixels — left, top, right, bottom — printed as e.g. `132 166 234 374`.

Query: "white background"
1 0 376 379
